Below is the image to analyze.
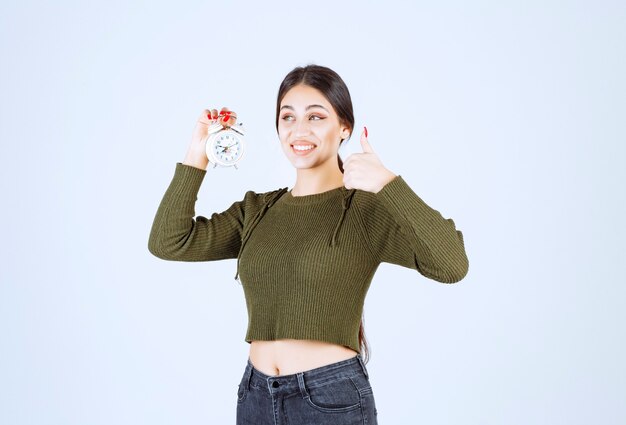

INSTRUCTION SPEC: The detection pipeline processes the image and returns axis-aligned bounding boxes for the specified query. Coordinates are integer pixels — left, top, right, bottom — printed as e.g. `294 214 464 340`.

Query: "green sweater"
148 162 469 353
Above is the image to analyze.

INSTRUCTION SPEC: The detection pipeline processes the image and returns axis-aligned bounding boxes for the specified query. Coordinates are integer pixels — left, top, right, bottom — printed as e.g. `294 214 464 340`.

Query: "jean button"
272 381 279 388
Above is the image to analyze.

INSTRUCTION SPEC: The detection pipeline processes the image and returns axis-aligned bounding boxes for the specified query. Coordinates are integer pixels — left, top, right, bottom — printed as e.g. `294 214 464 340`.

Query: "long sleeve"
148 162 261 262
356 175 469 283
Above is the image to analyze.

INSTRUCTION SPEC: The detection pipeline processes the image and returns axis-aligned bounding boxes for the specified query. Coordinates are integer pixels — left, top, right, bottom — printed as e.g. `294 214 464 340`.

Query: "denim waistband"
241 353 369 398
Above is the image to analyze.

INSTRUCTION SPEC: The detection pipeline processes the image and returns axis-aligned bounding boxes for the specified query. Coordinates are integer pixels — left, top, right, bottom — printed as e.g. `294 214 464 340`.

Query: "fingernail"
364 126 368 137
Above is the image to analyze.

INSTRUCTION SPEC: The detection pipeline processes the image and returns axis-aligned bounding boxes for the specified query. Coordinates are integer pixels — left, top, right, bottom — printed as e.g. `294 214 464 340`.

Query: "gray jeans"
236 353 379 424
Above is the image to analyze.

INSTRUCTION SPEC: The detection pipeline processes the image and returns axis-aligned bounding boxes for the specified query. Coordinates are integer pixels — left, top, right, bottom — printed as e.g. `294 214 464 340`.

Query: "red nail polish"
364 126 368 137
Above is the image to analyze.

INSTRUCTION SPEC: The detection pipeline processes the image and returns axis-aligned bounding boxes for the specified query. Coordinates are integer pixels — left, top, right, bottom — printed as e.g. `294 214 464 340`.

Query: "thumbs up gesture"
342 127 398 193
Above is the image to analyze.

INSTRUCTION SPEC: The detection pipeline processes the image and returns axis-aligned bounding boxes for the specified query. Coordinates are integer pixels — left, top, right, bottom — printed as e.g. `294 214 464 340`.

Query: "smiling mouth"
292 144 316 150
291 143 317 155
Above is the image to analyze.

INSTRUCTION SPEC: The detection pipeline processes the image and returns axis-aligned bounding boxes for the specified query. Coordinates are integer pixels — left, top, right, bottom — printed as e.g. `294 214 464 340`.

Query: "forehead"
280 84 331 109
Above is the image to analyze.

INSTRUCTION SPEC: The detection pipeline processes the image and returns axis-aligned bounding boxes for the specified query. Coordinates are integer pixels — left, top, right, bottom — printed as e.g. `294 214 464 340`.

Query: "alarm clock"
205 121 246 169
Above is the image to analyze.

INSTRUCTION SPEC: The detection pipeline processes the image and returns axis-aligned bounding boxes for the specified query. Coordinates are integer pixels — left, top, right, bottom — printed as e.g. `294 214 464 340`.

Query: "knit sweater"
148 162 469 353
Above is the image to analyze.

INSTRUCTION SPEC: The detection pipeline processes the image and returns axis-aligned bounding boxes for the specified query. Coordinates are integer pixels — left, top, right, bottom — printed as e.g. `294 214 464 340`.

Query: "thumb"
360 126 374 153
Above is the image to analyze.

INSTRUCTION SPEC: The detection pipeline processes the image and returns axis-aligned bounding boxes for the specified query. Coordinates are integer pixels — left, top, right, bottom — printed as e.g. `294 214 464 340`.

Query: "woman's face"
277 84 350 171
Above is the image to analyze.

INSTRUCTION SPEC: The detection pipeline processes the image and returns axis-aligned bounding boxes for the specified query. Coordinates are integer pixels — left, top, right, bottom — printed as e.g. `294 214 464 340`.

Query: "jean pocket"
236 381 248 403
304 376 362 413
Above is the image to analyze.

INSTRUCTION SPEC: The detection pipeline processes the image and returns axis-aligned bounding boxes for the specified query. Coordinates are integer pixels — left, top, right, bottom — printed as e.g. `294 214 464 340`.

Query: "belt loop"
296 372 309 399
356 353 369 379
244 358 254 389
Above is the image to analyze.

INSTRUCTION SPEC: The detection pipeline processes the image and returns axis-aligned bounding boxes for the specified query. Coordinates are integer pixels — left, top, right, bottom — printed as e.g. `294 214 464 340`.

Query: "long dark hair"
275 64 371 364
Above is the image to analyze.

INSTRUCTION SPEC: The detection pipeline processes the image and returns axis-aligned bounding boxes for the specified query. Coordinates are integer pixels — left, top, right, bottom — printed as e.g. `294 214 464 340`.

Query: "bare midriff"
249 339 359 376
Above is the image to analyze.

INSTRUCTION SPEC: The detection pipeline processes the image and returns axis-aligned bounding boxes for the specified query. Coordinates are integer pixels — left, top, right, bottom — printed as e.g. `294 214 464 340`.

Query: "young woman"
148 64 469 424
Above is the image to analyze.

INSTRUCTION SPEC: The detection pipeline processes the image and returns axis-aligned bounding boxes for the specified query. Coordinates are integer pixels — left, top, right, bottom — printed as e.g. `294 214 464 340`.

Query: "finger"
198 109 213 125
219 107 237 127
220 107 237 121
218 107 234 117
360 126 373 153
343 172 352 190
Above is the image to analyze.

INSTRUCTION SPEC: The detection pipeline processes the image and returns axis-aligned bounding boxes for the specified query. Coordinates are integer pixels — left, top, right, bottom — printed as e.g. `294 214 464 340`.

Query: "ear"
340 126 351 141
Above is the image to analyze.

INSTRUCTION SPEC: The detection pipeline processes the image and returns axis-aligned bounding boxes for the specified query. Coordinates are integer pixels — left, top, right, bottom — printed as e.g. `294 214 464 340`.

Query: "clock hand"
218 142 237 150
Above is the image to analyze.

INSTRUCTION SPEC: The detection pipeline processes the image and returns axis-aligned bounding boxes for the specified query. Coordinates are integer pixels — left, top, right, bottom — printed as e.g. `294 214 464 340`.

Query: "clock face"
208 132 244 165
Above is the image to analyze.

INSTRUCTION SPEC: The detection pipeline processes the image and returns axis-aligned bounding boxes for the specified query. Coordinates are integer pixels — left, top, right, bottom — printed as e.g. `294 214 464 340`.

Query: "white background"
1 1 624 424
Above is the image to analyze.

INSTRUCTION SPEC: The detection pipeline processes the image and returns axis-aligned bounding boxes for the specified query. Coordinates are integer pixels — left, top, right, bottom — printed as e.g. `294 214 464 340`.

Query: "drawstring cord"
330 188 356 247
234 187 288 283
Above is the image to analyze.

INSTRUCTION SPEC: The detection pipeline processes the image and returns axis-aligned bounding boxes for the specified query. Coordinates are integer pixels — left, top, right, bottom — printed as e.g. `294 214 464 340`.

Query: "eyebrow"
280 104 329 112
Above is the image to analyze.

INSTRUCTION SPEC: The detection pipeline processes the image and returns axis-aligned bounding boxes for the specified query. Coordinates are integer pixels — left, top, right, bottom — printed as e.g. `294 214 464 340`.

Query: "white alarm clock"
205 121 246 169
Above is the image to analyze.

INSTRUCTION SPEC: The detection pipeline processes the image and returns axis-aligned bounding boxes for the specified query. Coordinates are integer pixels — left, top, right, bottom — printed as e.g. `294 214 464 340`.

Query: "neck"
290 162 344 196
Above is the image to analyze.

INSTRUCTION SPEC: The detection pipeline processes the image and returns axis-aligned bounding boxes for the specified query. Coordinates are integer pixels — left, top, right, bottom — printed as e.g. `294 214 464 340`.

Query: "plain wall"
1 1 624 423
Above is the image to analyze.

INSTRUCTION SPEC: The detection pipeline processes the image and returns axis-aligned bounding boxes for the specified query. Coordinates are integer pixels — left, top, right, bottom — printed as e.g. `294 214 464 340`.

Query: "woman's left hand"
342 127 397 193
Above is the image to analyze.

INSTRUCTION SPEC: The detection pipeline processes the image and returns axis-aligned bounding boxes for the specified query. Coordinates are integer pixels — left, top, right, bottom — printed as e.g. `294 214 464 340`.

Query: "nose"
293 118 312 137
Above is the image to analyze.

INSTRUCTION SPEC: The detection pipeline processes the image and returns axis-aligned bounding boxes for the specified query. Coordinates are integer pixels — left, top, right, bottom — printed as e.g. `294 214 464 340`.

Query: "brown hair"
275 64 371 364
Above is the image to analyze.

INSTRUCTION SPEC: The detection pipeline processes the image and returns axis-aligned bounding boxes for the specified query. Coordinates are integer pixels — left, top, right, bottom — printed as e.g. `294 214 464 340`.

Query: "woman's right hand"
183 107 238 170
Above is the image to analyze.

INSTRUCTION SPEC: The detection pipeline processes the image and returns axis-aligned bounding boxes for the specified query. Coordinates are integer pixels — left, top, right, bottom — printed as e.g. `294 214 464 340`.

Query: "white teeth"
293 145 315 151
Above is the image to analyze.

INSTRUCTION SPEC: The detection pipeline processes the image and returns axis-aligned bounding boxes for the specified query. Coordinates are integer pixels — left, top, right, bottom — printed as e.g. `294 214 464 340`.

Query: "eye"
281 114 325 121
